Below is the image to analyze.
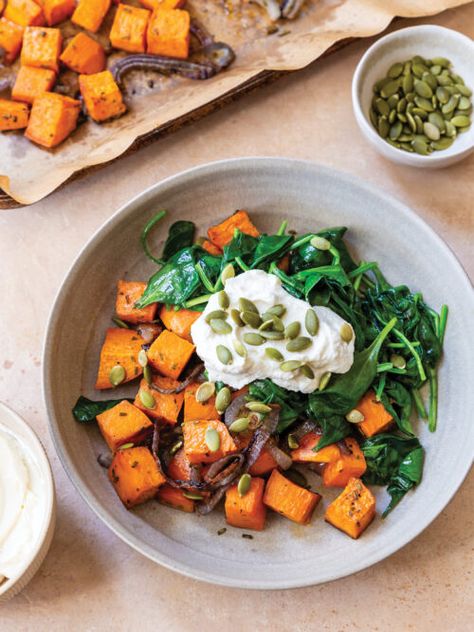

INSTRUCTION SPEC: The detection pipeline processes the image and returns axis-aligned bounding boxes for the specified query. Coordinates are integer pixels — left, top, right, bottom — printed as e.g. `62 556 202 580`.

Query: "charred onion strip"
150 362 204 394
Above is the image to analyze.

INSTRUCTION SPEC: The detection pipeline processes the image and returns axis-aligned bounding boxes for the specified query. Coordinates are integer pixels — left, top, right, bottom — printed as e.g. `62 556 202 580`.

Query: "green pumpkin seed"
423 122 440 141
412 138 430 155
402 61 411 75
451 115 471 127
286 336 312 352
386 139 401 149
221 263 235 285
400 142 415 152
280 360 303 372
246 401 272 413
402 74 413 94
414 79 432 98
398 134 414 142
301 364 315 379
389 120 403 140
216 345 232 365
444 121 457 137
183 491 204 500
390 354 407 369
457 95 472 110
205 310 228 323
233 339 247 357
239 297 258 313
375 97 390 117
267 304 286 317
265 347 284 361
436 73 452 87
406 112 417 133
412 62 428 78
373 77 390 93
387 62 403 78
241 310 262 328
345 409 365 424
243 333 265 346
442 94 460 114
310 235 331 251
229 417 250 433
318 371 331 391
230 308 244 327
431 137 454 150
237 473 251 497
397 112 407 123
260 330 284 341
378 116 389 138
118 442 134 450
195 381 216 403
397 97 407 113
259 319 274 331
109 364 125 386
414 115 424 134
139 389 155 409
435 86 450 104
414 96 434 112
205 427 220 452
340 323 353 343
112 317 130 329
217 291 230 309
412 107 428 119
387 94 399 109
138 349 148 368
305 309 319 336
380 79 400 98
215 386 231 413
430 64 441 76
456 84 472 97
285 321 301 339
431 57 450 68
422 72 437 90
451 73 464 85
143 365 153 385
428 111 446 131
170 439 183 456
210 318 232 334
287 433 299 449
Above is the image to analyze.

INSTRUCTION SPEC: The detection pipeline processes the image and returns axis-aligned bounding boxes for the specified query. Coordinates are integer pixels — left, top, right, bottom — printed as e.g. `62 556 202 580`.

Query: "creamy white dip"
191 270 354 393
0 423 45 582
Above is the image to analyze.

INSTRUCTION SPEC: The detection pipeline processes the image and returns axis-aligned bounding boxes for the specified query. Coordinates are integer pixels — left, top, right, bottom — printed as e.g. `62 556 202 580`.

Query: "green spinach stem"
140 210 167 266
195 263 215 293
439 305 449 344
184 294 212 308
412 388 428 419
276 220 288 236
428 367 438 432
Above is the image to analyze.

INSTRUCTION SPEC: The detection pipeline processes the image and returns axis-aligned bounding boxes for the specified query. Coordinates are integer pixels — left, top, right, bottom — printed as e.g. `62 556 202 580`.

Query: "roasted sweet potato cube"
4 0 45 26
0 0 4 14
225 477 266 531
0 98 29 130
134 375 184 424
159 305 200 342
110 3 150 54
248 446 278 476
201 239 222 256
290 431 341 464
139 0 185 9
109 446 165 508
167 448 193 482
147 329 195 379
12 65 56 104
60 32 105 74
25 91 80 147
355 390 394 437
325 477 376 539
183 382 219 422
115 280 157 324
207 210 260 249
0 17 24 64
263 469 321 525
79 70 126 122
146 7 190 59
21 26 62 72
157 484 194 512
95 327 144 389
71 0 111 33
322 437 367 488
96 399 153 452
43 0 75 26
182 419 237 464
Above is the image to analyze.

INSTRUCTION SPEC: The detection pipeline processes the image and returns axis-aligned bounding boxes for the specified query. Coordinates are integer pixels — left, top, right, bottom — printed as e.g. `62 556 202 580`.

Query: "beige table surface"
1 5 473 631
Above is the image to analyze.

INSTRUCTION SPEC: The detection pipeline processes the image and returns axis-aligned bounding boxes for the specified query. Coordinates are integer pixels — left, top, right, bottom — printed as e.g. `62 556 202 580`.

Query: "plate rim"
42 157 474 590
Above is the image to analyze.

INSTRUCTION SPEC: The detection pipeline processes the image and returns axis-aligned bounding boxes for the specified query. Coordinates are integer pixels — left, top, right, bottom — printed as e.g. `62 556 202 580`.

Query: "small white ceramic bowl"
0 402 56 603
352 25 474 168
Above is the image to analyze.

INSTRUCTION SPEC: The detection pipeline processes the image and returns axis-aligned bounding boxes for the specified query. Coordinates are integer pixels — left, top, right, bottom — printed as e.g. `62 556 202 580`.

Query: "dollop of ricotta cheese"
191 270 354 393
0 424 45 582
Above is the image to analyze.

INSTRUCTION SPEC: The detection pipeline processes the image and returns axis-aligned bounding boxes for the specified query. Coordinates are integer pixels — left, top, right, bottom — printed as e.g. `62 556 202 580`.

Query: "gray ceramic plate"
43 158 474 589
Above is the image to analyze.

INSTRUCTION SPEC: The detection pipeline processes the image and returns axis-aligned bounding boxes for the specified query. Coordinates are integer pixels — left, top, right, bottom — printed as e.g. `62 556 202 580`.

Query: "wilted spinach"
249 380 308 433
72 396 131 423
162 220 195 260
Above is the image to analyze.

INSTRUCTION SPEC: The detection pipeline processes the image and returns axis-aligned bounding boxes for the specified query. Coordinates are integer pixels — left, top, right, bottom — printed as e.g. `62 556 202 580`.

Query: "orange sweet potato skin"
79 70 126 122
225 477 267 531
147 329 195 379
248 446 278 476
95 328 144 389
290 431 341 464
201 240 222 256
44 0 75 26
109 446 165 508
115 280 157 324
207 210 260 249
12 65 56 104
72 0 111 33
159 305 200 342
263 469 321 525
133 375 184 424
21 26 62 72
322 437 367 488
0 98 29 130
146 7 190 59
0 17 24 63
25 91 80 147
157 484 194 512
325 477 376 539
110 4 150 54
96 399 153 452
356 390 394 437
183 382 219 422
60 32 106 74
183 419 237 464
4 0 45 27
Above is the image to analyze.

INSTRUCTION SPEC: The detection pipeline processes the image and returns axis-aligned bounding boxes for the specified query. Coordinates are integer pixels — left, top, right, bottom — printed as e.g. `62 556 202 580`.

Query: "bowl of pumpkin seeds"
352 25 474 167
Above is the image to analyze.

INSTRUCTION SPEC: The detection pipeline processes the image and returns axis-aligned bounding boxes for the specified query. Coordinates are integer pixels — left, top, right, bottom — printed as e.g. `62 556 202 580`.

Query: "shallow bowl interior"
44 158 474 589
352 25 474 168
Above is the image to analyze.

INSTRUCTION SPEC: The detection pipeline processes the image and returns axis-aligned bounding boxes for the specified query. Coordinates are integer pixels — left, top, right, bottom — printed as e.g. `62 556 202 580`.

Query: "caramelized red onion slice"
136 322 162 345
244 405 280 471
291 419 318 441
265 439 292 470
203 453 245 487
150 362 204 394
223 393 248 429
196 486 227 515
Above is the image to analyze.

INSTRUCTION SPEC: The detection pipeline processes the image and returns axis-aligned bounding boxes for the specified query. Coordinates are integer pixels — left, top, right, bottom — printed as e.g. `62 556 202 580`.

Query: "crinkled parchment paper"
0 0 470 205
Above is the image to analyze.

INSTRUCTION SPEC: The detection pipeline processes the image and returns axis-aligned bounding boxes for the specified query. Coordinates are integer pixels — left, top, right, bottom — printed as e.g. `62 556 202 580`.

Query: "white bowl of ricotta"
0 402 56 602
